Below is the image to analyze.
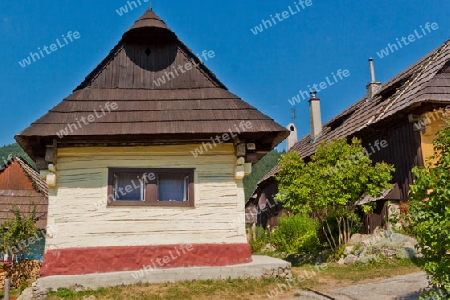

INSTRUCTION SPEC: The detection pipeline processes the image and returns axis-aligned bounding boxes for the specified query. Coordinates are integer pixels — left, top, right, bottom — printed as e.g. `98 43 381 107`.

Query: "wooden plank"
0 190 43 197
46 145 247 249
57 144 235 157
46 229 247 249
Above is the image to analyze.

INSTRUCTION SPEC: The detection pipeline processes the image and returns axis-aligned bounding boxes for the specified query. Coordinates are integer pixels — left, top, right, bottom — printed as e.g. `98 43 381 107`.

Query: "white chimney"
285 123 298 150
366 58 382 99
309 91 322 142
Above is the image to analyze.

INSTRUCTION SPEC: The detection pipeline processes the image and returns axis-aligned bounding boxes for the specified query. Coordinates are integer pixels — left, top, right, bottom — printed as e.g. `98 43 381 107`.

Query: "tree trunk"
337 217 343 246
343 216 347 244
325 219 337 250
319 216 336 252
321 223 334 252
346 217 351 244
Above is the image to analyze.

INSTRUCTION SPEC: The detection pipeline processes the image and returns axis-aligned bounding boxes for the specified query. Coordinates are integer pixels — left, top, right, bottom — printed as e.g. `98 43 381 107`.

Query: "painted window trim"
107 168 195 207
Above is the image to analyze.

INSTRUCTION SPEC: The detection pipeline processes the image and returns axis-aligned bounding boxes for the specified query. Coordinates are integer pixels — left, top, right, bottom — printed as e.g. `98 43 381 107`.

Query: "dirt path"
284 272 428 300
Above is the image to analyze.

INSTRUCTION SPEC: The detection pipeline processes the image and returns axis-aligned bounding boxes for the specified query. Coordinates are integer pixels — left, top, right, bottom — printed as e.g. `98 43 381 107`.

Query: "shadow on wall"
125 44 177 72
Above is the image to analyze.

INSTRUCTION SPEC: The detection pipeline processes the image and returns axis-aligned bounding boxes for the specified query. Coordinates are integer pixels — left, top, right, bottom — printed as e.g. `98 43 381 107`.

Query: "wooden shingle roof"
253 40 450 195
16 9 289 158
0 156 48 197
292 40 450 158
0 156 48 228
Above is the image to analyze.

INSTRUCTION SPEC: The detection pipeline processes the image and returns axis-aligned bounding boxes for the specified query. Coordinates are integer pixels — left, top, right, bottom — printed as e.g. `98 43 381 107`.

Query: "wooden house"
15 9 288 276
249 40 450 233
0 155 48 229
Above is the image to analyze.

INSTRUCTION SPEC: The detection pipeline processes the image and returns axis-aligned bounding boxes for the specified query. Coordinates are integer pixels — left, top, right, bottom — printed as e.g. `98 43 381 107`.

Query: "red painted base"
40 243 252 276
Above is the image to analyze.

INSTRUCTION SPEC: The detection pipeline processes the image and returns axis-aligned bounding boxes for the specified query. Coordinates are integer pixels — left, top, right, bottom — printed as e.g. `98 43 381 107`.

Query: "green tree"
274 138 394 252
0 205 40 261
408 124 450 299
0 143 35 168
243 150 282 200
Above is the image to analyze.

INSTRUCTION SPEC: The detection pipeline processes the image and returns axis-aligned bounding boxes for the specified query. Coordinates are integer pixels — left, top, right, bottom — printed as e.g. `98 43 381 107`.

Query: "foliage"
270 214 321 254
3 260 42 290
248 226 267 253
275 138 394 252
407 124 450 299
388 201 410 234
0 143 35 169
243 150 282 200
0 205 40 261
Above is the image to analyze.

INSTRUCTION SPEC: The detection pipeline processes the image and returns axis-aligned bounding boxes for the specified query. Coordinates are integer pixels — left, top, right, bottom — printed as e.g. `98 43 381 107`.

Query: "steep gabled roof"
0 156 48 228
0 156 48 197
252 40 450 197
16 9 289 158
293 40 450 158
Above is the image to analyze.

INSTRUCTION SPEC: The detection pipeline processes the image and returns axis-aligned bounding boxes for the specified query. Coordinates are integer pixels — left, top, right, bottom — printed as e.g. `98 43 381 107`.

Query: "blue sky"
0 0 448 149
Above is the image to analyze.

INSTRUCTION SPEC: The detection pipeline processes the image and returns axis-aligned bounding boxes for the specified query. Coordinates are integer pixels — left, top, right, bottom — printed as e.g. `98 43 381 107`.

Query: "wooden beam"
408 113 422 123
45 139 57 164
235 143 246 157
35 158 48 171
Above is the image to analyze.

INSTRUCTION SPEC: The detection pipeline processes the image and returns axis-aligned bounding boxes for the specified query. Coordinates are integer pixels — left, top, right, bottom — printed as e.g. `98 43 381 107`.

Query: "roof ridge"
124 9 172 36
370 42 448 124
14 156 49 197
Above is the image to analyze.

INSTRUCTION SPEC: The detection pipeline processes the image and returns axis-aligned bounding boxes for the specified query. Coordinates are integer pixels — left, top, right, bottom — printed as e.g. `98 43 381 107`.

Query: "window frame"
107 168 195 207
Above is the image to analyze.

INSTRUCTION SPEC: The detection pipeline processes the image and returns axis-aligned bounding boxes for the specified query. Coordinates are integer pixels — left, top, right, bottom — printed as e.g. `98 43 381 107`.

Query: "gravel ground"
285 272 428 300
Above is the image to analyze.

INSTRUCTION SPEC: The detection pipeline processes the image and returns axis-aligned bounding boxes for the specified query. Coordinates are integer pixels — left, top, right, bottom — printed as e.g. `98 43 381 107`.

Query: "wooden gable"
16 9 289 162
0 157 48 229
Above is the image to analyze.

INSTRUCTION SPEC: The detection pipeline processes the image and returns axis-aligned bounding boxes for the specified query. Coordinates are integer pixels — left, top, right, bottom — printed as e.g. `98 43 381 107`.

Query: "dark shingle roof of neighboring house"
254 39 450 194
0 156 48 228
15 9 289 159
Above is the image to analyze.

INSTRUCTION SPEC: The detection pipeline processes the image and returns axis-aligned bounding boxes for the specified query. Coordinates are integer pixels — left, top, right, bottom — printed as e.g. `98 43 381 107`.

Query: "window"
107 168 194 207
113 172 145 201
157 173 189 201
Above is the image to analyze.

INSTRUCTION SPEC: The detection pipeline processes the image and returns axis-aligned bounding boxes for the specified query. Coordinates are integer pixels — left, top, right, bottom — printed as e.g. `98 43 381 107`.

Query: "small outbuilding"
0 155 48 229
0 155 48 261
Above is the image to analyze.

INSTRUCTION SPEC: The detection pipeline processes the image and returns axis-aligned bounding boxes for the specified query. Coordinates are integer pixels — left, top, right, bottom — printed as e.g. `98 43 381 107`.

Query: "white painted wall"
46 144 247 250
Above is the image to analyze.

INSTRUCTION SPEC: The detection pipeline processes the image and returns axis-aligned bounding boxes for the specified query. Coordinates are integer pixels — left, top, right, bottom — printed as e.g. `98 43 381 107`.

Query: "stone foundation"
34 255 291 293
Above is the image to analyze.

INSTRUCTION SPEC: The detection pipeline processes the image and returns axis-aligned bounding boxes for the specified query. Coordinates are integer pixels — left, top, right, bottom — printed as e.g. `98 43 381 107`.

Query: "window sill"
107 200 195 208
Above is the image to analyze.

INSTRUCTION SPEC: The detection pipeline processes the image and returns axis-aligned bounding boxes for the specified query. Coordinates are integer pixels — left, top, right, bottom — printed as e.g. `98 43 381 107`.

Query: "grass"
0 289 21 299
292 257 424 291
43 258 424 300
45 278 282 300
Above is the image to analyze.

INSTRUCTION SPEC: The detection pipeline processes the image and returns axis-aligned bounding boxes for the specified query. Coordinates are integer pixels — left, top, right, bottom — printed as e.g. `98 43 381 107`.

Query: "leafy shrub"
248 226 267 253
0 205 42 290
407 123 450 298
270 214 321 254
0 204 40 261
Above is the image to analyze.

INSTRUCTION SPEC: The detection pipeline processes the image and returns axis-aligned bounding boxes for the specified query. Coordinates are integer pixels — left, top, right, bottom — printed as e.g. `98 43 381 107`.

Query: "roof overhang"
356 183 401 205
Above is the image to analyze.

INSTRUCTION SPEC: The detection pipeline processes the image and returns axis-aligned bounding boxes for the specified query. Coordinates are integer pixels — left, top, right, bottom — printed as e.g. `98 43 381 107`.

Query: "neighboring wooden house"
249 40 450 233
245 180 289 229
0 155 48 229
15 9 288 277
